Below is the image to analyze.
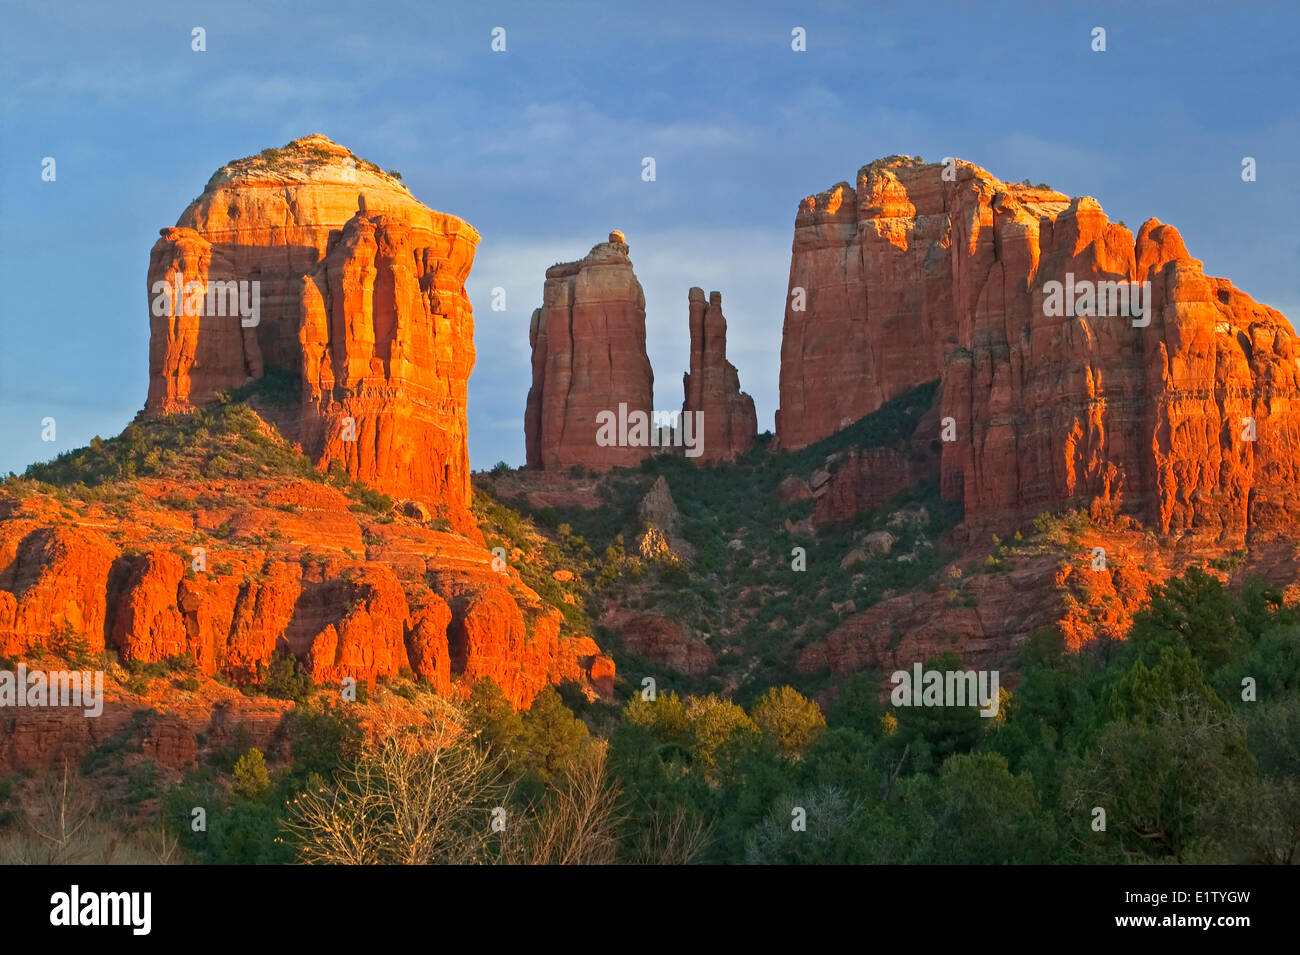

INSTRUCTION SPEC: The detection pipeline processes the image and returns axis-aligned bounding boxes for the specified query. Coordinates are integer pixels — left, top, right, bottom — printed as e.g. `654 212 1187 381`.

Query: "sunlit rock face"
778 156 1300 544
525 232 655 471
144 135 480 532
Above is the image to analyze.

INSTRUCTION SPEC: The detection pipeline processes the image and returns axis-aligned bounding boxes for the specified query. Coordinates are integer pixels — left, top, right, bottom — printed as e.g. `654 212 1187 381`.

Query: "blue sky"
2 0 1297 475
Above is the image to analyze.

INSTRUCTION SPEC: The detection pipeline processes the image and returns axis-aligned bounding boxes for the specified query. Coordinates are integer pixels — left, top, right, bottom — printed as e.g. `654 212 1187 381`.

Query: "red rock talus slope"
525 232 654 471
682 288 758 462
778 156 1300 544
144 135 479 530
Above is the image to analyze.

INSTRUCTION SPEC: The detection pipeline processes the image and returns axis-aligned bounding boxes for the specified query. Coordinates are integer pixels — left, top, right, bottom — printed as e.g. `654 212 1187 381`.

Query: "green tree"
828 670 885 734
892 652 987 771
1107 643 1229 724
231 748 270 800
516 687 590 783
901 753 1055 864
800 727 892 798
685 694 760 779
751 685 826 759
1069 650 1255 863
624 690 690 745
744 786 862 864
466 678 524 757
1130 566 1243 670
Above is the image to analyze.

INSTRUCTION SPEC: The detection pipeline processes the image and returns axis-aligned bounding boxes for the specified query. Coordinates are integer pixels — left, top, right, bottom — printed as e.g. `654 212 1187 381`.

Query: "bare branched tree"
627 801 712 866
0 761 176 865
20 761 95 864
284 700 509 865
499 741 624 865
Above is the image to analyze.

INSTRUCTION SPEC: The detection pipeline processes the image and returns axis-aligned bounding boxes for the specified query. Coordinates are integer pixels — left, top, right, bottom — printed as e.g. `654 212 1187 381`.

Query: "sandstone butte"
682 288 758 462
0 139 615 768
776 156 1300 546
146 134 478 535
526 231 655 471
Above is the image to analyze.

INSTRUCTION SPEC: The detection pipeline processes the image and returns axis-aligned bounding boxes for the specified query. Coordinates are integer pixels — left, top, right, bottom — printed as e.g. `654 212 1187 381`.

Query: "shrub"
263 652 313 703
231 748 270 800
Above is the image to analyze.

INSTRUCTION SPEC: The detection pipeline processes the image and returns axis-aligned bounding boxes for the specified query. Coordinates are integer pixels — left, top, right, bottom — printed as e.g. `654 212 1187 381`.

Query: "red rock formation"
445 584 610 707
774 475 812 503
780 156 1300 544
298 212 476 532
0 525 117 657
813 448 927 527
599 610 715 675
110 552 187 664
305 565 410 689
0 456 614 709
1134 221 1300 540
775 159 956 451
795 529 1172 683
144 136 479 529
682 288 757 462
405 594 454 695
0 695 293 774
526 232 655 471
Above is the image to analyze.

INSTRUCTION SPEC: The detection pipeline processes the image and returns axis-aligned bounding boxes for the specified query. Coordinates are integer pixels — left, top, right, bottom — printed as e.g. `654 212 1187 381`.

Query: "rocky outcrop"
144 136 479 531
682 288 757 463
0 524 117 657
0 463 614 708
304 565 410 688
599 610 715 675
0 696 292 774
779 156 1300 544
813 448 928 527
446 585 612 706
525 232 654 471
636 476 693 564
298 212 475 530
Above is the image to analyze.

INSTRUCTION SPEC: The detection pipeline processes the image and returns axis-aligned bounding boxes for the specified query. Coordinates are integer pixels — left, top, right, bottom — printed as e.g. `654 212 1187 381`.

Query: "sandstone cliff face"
144 136 479 529
775 160 957 450
298 212 475 528
525 232 654 471
1 464 613 710
779 156 1300 544
682 288 758 463
0 694 292 774
0 524 117 657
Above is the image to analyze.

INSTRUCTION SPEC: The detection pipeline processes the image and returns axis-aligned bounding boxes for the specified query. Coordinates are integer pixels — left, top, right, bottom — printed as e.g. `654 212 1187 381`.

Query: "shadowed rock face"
682 288 757 463
525 232 655 471
144 135 479 532
778 156 1300 544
